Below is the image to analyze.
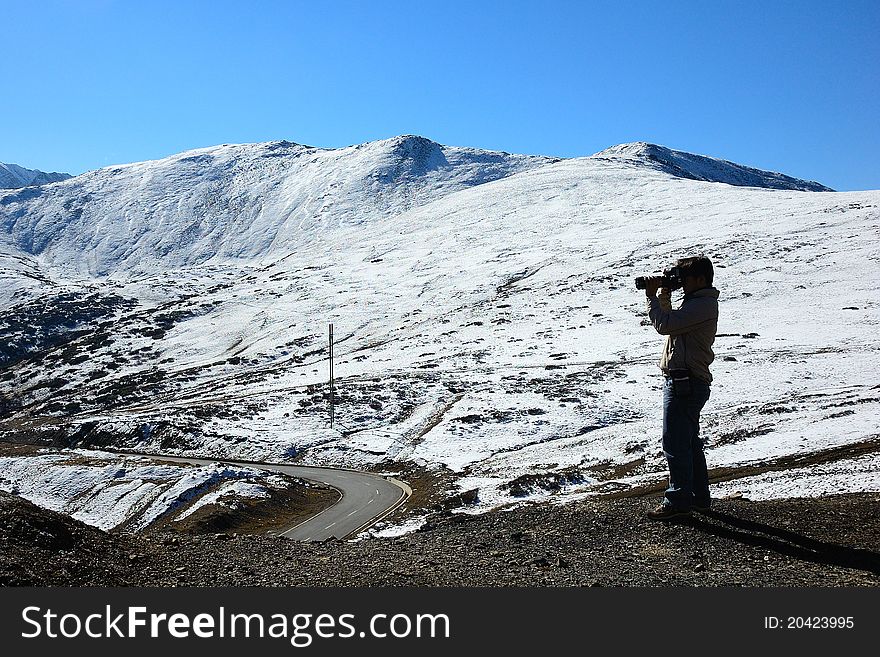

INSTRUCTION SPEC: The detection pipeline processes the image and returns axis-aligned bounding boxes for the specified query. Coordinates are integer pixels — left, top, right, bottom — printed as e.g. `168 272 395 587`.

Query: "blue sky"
2 0 878 190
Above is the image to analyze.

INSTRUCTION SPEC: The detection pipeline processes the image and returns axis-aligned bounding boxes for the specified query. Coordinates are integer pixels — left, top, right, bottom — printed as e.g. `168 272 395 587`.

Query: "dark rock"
431 488 479 512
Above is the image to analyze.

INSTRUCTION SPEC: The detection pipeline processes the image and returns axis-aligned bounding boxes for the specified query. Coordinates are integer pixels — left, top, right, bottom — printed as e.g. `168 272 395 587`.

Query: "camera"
634 266 683 291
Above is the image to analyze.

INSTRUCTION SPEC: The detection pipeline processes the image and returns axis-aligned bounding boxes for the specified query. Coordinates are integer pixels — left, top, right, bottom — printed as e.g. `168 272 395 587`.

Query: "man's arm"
647 296 716 336
644 279 671 332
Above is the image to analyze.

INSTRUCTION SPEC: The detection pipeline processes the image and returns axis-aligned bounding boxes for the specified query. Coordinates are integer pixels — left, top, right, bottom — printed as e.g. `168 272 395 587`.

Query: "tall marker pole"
329 323 334 429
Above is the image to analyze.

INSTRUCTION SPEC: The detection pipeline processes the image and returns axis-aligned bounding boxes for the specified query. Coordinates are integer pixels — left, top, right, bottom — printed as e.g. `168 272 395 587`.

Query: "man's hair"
676 256 714 286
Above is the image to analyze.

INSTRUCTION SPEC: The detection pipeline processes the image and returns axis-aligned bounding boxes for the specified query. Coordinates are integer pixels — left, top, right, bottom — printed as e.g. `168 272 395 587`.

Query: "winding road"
153 455 411 541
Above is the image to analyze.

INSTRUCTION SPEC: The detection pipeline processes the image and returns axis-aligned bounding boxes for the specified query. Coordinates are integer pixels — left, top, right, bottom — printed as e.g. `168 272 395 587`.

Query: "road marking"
347 510 358 517
375 489 380 495
367 498 374 504
324 522 336 530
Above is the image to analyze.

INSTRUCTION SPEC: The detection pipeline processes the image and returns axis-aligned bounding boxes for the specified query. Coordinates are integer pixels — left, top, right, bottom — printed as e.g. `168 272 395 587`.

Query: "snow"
711 452 880 501
0 135 878 534
175 480 270 521
365 514 429 539
0 450 280 531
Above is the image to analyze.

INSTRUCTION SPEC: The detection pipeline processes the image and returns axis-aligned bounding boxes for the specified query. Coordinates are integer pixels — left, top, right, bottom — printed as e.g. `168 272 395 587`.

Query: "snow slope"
0 136 555 276
0 449 287 531
0 136 877 531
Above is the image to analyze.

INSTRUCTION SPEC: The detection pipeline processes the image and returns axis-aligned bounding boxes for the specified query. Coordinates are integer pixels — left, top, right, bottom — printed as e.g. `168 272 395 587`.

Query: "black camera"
635 266 683 291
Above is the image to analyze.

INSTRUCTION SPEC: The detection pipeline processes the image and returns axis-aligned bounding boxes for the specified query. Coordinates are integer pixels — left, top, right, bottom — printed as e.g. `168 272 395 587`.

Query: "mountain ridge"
0 163 72 189
0 136 836 280
592 142 833 192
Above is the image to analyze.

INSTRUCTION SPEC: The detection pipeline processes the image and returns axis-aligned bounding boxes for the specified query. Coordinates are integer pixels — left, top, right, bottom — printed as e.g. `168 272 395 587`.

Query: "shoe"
646 503 692 520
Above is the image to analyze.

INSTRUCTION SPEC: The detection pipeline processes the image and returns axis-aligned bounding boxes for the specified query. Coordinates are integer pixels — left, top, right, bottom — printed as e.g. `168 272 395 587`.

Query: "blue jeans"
662 377 711 509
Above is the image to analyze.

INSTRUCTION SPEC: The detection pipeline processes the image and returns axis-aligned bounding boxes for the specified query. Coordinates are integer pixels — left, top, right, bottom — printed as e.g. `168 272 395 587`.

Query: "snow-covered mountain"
0 135 878 534
0 162 72 189
0 136 555 276
593 142 833 191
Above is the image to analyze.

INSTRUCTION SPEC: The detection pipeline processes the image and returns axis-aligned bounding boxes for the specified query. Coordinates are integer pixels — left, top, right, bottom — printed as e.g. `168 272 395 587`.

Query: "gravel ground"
2 490 879 587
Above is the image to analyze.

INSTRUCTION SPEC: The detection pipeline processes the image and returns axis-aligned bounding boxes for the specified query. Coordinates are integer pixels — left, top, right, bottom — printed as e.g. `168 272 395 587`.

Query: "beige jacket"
647 287 720 384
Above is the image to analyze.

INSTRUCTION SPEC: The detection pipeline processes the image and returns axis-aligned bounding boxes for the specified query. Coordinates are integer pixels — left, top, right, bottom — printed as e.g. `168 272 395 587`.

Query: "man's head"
676 256 714 294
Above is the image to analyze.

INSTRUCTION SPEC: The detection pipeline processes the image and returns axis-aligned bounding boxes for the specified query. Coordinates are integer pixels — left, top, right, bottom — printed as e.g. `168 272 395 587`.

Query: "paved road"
153 455 409 541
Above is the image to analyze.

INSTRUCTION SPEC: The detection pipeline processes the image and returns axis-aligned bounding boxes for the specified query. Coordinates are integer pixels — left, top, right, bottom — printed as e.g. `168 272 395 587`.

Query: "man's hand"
644 276 662 298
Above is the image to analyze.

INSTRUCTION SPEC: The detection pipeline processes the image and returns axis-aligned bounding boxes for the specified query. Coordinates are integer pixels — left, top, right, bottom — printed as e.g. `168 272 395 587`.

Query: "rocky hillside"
2 488 879 586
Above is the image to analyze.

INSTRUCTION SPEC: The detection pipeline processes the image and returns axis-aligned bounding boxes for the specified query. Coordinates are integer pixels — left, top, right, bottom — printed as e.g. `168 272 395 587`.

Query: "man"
643 256 719 520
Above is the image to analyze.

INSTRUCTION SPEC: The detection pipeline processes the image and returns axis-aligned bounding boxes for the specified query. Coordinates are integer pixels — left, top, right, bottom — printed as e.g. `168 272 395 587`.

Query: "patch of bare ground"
0 441 41 458
500 466 588 498
366 462 459 521
583 457 647 482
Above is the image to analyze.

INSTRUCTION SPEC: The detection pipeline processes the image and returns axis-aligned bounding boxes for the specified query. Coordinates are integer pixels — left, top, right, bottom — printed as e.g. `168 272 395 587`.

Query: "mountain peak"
0 163 72 189
592 142 833 192
379 135 447 172
387 134 440 147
